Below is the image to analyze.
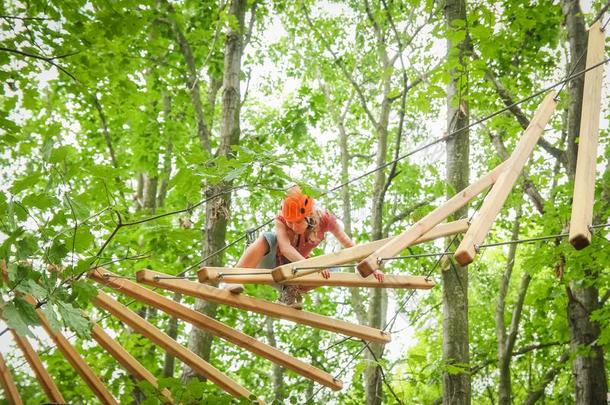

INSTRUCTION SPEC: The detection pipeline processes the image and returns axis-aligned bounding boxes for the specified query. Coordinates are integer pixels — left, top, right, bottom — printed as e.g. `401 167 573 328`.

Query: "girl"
223 187 384 309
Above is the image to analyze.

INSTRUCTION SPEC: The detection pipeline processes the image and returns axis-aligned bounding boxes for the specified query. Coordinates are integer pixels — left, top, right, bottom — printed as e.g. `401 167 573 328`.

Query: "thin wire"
151 275 200 281
318 56 610 199
379 223 610 262
293 264 357 271
218 271 272 277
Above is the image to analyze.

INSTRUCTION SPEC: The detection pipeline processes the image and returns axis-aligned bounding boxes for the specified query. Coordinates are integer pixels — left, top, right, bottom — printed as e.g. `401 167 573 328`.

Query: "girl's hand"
373 270 384 282
321 269 331 279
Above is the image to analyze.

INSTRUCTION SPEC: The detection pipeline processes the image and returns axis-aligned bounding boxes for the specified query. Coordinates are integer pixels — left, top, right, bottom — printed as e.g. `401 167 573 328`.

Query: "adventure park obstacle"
0 21 606 404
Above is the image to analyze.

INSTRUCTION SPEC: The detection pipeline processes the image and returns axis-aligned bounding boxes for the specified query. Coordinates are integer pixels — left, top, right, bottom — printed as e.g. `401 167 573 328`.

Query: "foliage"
0 0 608 403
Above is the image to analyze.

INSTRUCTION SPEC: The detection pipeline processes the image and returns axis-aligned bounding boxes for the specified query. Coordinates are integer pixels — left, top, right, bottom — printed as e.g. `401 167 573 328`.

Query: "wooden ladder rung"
90 268 343 392
93 291 258 402
138 269 392 344
272 218 470 282
91 324 173 403
199 269 434 289
10 330 64 404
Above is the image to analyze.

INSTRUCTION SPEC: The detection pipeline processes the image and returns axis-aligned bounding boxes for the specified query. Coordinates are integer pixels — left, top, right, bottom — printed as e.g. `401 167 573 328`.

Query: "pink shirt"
276 211 339 264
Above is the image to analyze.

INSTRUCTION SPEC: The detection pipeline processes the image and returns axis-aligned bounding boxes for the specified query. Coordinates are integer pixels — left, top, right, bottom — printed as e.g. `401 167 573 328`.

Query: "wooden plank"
10 330 65 404
200 270 435 289
454 91 557 265
138 269 393 343
0 262 116 405
91 293 257 401
0 352 23 405
91 324 173 403
199 267 270 282
90 269 345 390
271 218 470 282
569 21 606 250
28 295 119 405
356 161 509 277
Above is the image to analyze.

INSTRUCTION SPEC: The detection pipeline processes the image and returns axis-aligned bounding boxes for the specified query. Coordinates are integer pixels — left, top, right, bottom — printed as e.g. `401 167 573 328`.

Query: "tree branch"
0 46 78 82
383 198 434 235
489 130 546 214
300 1 379 128
470 49 567 167
157 9 212 152
522 351 570 405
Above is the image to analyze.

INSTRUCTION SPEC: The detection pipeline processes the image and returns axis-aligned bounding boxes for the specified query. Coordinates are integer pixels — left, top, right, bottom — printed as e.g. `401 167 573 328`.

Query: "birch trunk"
561 1 608 403
443 0 470 403
182 0 247 382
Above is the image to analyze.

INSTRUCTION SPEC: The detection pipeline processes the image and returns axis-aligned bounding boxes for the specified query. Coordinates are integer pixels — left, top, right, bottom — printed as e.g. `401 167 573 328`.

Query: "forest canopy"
0 0 609 404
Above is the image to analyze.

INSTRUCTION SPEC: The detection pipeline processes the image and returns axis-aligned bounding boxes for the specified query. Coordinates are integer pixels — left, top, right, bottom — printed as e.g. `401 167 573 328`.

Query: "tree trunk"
265 317 285 404
162 292 182 378
443 0 470 403
561 1 608 403
364 38 392 405
182 0 247 382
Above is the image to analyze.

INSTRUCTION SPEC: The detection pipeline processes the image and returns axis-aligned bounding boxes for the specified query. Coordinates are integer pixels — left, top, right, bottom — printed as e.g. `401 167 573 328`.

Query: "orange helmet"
281 188 314 222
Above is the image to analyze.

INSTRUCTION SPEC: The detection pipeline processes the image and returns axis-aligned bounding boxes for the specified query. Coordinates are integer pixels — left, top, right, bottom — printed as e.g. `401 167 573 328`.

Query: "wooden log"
138 269 392 344
454 92 557 265
91 324 173 403
90 268 344 391
9 330 64 404
1 262 63 403
92 292 257 401
271 218 470 282
0 352 23 405
4 262 116 405
356 161 509 277
199 267 270 283
569 21 605 250
200 270 435 289
27 295 119 405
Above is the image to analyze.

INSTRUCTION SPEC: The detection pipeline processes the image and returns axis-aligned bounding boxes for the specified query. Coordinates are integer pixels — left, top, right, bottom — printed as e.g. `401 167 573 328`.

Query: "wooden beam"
569 21 605 250
454 91 557 265
138 269 392 344
271 218 470 282
356 161 509 277
202 270 435 289
91 324 173 403
0 352 23 405
27 295 119 405
90 269 344 391
3 258 117 405
199 267 270 282
1 261 63 403
9 330 64 404
92 292 257 401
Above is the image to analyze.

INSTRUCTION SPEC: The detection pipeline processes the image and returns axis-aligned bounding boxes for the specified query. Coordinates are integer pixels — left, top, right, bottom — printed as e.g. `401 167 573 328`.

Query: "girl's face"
286 218 308 235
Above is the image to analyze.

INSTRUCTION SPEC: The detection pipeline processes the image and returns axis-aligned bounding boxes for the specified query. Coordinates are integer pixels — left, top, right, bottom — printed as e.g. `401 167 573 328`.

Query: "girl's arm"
330 227 355 249
330 226 384 281
275 219 307 263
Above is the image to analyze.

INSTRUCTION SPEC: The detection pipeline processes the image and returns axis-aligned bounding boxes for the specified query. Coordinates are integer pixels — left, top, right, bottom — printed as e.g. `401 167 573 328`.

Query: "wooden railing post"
454 92 557 265
569 21 605 249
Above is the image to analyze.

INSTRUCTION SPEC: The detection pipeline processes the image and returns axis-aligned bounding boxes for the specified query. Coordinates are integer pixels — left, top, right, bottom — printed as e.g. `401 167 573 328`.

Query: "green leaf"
70 280 97 306
14 297 41 326
56 301 90 338
2 301 34 337
41 304 62 332
22 192 59 210
10 173 41 194
48 240 69 264
17 279 47 300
